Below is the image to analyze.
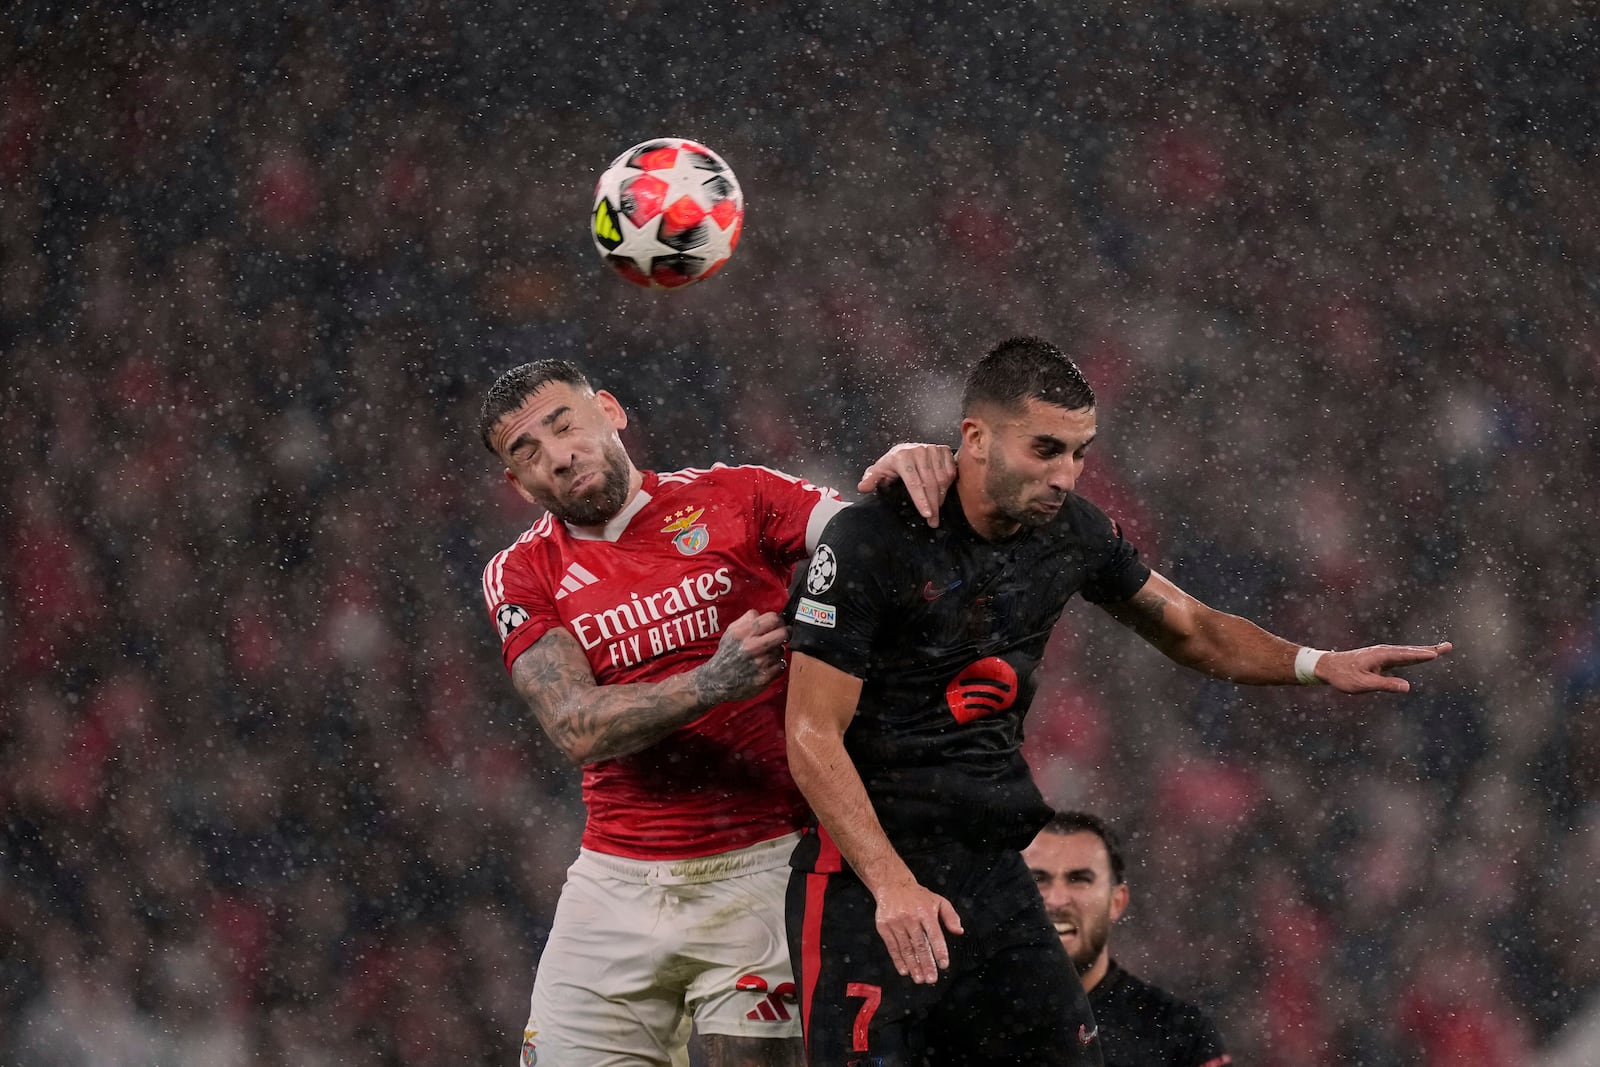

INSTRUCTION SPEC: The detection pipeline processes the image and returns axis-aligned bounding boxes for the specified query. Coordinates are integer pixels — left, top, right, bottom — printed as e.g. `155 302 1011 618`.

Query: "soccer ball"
591 138 744 289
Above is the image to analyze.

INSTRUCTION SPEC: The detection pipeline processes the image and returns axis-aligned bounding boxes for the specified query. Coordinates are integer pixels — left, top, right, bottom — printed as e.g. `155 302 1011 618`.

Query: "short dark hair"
479 359 594 453
1041 810 1126 885
962 336 1095 416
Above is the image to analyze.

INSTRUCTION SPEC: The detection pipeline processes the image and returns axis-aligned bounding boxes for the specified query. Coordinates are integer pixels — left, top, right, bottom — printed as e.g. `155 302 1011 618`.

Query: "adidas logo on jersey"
553 562 602 600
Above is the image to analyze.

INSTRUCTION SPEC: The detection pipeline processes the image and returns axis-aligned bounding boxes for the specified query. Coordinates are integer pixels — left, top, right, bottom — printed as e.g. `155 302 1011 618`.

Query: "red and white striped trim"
481 513 555 610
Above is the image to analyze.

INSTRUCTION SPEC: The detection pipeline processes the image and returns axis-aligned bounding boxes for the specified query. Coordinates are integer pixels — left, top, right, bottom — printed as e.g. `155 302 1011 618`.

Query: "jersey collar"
565 471 657 542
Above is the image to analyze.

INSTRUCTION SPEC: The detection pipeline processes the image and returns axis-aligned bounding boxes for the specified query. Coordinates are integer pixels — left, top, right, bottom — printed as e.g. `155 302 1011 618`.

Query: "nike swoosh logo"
921 579 962 601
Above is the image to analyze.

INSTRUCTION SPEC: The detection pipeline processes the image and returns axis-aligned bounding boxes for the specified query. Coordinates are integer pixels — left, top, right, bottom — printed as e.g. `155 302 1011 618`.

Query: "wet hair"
1041 810 1127 885
479 359 594 453
962 336 1095 416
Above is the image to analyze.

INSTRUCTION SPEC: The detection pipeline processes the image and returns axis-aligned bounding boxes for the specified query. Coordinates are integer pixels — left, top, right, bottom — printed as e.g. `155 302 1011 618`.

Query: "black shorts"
788 840 1103 1067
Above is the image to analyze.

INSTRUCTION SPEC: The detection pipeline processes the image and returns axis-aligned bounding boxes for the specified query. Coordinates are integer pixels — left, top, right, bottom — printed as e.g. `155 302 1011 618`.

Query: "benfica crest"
661 506 710 556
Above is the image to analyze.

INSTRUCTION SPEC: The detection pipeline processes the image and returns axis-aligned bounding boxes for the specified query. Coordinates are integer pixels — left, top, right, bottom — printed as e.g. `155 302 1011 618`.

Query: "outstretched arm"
510 609 789 765
1101 570 1451 693
786 652 964 985
858 443 958 527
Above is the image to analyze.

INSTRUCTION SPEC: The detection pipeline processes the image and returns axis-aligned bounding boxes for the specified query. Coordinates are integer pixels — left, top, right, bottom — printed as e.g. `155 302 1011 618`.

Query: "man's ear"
504 468 538 505
1109 882 1130 924
594 389 628 433
959 415 987 460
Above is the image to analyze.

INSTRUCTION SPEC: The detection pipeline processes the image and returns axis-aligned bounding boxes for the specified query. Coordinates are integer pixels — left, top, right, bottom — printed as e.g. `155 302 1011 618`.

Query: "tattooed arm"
1101 570 1450 692
509 609 791 765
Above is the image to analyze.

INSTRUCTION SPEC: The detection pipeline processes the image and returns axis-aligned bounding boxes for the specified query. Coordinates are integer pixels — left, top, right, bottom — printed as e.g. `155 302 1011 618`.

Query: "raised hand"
858 443 957 527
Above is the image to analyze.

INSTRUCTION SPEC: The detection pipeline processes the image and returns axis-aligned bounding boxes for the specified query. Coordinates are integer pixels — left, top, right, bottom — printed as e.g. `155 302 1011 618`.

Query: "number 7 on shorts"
845 982 881 1054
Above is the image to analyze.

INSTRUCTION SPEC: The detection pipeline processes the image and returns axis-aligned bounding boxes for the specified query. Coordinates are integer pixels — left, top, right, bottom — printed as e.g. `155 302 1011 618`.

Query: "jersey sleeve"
785 502 894 679
1074 495 1151 604
744 464 846 565
481 545 562 672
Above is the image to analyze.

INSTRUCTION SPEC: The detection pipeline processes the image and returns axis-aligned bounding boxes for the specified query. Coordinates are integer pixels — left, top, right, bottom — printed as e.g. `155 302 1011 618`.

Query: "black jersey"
786 483 1149 861
1089 961 1231 1067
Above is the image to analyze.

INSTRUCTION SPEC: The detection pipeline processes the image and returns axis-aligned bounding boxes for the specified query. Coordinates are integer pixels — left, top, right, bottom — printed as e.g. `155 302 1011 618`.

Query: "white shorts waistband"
574 832 801 886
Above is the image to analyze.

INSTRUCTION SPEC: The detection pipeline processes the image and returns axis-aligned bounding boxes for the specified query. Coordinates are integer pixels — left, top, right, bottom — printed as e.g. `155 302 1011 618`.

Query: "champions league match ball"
590 137 745 290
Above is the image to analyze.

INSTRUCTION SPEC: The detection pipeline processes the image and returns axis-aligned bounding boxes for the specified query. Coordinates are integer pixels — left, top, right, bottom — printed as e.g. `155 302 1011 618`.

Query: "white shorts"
520 833 802 1067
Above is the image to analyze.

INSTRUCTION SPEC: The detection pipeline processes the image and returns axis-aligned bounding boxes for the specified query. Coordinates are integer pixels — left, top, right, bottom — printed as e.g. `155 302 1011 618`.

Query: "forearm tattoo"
693 640 765 706
512 633 701 764
1131 585 1168 621
1124 586 1178 651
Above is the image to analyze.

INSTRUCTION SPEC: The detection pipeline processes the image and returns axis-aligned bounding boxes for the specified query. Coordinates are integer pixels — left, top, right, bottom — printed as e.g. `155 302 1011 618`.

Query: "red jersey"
482 464 844 860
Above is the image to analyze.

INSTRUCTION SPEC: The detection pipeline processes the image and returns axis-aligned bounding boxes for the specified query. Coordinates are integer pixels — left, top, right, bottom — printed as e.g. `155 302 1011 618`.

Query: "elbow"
1170 640 1230 680
545 731 593 767
785 733 811 788
529 701 598 767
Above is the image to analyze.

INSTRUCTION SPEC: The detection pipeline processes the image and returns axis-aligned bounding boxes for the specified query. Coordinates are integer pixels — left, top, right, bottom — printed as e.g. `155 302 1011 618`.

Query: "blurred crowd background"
3 2 1598 1064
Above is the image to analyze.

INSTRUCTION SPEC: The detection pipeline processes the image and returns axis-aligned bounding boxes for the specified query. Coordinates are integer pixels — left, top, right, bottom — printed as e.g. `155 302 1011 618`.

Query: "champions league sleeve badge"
496 603 531 639
805 544 837 594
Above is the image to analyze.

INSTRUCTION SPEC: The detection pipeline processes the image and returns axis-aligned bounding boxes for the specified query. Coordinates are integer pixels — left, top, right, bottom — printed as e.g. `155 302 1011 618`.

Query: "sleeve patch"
495 603 531 639
795 597 837 628
804 544 838 594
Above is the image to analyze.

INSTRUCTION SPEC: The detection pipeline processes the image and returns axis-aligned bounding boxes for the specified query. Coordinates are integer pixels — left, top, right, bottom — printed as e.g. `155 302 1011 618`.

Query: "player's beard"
985 447 1064 529
1061 908 1112 976
546 438 632 526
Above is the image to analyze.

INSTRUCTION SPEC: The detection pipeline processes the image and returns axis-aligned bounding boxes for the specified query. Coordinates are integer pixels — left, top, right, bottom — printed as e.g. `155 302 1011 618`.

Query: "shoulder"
1102 965 1222 1036
1116 966 1190 1009
481 515 564 618
656 462 790 488
838 484 923 529
484 513 562 580
654 463 804 500
1059 492 1120 538
653 464 726 494
817 488 923 548
804 492 924 595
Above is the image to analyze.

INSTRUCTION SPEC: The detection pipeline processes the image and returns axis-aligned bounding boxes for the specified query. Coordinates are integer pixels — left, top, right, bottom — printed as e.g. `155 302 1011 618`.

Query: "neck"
954 459 1020 541
618 466 645 506
953 476 1017 543
1080 953 1111 993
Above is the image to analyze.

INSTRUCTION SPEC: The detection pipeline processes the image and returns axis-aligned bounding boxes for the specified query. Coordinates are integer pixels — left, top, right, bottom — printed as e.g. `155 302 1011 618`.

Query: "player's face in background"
492 382 636 526
1023 830 1129 975
980 400 1096 529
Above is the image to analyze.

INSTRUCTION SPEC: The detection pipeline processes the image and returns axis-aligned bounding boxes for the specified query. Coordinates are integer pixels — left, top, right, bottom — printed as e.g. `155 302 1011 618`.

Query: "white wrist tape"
1295 646 1328 686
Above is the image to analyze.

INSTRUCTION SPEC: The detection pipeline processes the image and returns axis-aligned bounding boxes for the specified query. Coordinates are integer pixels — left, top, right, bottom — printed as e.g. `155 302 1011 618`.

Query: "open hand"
1317 641 1453 693
873 878 964 985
